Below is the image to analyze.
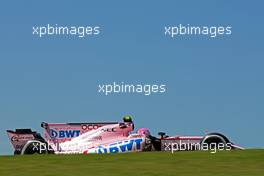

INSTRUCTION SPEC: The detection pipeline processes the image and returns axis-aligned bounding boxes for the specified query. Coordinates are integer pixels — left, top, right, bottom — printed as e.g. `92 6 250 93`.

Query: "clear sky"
0 1 263 154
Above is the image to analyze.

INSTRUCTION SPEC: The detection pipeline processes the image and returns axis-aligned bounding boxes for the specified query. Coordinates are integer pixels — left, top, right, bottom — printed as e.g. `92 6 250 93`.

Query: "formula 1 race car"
6 116 243 155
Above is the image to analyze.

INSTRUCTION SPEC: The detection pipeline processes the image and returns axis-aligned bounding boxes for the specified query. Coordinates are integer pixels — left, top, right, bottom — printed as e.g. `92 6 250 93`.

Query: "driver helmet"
123 115 133 122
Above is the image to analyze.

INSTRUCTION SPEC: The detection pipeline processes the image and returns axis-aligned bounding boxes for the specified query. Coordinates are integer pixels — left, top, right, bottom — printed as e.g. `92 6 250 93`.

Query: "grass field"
0 150 263 176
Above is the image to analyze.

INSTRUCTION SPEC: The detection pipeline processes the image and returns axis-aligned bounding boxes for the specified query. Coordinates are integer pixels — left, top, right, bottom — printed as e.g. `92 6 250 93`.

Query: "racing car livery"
6 116 243 155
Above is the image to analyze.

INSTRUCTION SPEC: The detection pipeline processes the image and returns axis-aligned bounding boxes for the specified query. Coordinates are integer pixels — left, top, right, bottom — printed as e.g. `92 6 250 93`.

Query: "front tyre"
200 133 231 151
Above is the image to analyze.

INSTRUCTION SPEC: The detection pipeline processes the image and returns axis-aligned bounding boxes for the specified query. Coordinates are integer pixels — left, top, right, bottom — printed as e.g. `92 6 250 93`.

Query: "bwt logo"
97 138 143 153
49 129 81 138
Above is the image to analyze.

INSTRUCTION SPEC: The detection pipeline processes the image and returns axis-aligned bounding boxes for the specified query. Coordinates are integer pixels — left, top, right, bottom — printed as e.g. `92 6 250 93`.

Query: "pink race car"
6 116 243 155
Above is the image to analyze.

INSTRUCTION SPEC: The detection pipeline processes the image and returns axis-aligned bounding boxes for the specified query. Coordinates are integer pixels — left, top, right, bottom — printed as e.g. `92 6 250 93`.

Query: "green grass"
0 150 263 176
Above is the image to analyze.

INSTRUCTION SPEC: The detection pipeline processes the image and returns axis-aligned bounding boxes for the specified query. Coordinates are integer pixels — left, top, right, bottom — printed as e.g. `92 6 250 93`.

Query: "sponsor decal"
81 124 99 130
49 129 81 139
96 138 143 153
101 128 116 132
81 125 88 130
87 136 102 142
11 136 18 142
11 135 34 142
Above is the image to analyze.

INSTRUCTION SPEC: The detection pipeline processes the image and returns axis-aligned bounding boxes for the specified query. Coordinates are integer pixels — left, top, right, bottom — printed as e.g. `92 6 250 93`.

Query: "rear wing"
6 129 45 154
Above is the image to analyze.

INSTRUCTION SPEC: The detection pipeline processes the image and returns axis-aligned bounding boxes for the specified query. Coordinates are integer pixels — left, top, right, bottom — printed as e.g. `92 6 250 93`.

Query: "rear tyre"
21 141 48 155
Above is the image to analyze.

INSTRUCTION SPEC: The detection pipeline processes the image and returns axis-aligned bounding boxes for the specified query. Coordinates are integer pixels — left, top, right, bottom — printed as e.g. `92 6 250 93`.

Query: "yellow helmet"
123 115 133 122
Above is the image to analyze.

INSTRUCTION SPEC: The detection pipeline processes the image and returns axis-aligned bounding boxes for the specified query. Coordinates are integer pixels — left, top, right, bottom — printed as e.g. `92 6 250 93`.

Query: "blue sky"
0 1 264 154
